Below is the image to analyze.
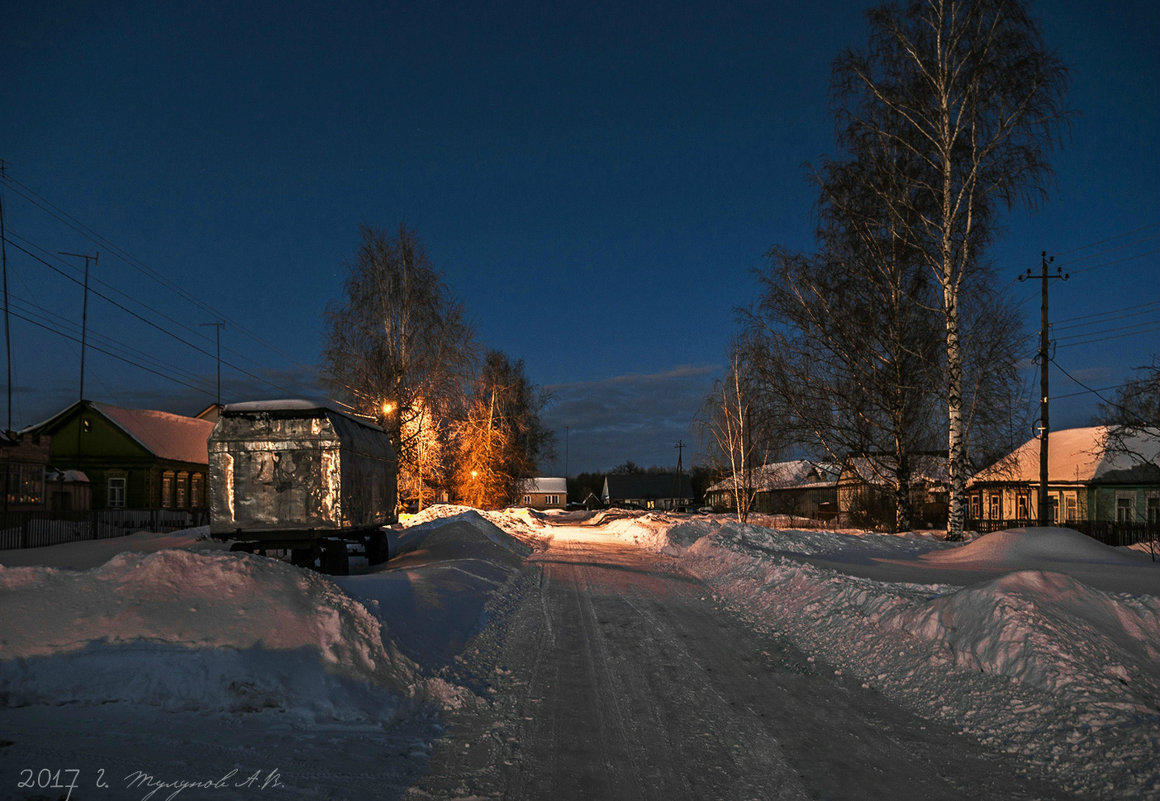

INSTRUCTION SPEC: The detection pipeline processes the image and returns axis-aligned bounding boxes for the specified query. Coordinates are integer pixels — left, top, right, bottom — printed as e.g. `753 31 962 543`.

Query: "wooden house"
521 477 567 510
24 400 214 512
837 453 949 528
966 426 1160 525
705 460 839 519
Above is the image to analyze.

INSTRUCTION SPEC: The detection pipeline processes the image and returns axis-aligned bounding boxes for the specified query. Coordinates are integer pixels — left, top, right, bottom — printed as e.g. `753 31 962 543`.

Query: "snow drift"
624 517 1160 800
0 549 417 723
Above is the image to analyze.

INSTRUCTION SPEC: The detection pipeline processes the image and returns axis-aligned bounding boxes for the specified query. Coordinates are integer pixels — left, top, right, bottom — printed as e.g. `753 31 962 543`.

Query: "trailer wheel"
365 530 389 565
320 540 350 575
290 546 318 568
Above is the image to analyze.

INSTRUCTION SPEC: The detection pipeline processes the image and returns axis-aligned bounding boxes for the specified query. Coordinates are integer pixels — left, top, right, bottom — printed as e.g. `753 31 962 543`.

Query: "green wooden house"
966 426 1160 525
24 400 215 512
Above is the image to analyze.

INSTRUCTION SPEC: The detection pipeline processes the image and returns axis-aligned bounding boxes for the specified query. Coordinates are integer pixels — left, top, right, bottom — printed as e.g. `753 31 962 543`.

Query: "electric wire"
4 236 304 396
0 172 298 361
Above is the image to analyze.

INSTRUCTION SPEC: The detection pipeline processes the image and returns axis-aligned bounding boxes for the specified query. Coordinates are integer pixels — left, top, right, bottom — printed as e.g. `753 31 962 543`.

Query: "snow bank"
0 525 226 570
921 526 1143 567
620 516 1160 800
891 570 1160 704
341 511 531 673
0 549 417 723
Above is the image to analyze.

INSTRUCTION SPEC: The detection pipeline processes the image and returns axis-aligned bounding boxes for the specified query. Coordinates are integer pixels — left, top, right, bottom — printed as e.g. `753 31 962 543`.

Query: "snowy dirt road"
410 526 1072 801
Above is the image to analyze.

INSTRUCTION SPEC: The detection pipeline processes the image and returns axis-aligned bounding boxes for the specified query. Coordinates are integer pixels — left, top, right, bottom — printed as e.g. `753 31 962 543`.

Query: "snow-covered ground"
2 508 1158 799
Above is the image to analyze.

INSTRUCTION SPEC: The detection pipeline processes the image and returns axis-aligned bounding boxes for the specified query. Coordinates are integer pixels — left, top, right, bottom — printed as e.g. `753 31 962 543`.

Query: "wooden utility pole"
1019 252 1068 526
0 160 10 432
59 251 98 402
201 321 225 407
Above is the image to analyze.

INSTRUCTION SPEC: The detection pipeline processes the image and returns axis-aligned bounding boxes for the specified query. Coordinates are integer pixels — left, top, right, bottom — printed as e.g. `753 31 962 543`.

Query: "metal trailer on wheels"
208 400 397 574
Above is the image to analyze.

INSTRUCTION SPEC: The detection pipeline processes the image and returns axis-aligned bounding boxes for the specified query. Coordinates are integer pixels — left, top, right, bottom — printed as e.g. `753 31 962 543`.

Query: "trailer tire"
291 546 318 568
366 530 389 565
320 540 350 575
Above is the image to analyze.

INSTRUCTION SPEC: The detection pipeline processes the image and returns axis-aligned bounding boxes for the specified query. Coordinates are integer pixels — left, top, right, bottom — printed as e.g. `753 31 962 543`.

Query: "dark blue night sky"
2 0 1157 473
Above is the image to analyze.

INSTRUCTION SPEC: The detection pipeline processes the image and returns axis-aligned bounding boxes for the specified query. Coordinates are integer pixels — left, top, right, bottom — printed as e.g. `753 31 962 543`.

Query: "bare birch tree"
834 0 1069 539
1098 360 1160 473
322 225 477 509
698 346 773 523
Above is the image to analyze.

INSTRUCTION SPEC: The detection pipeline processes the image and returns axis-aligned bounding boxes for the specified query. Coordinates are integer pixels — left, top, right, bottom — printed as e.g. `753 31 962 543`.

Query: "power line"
3 236 303 396
1052 300 1160 328
1049 356 1154 428
1052 221 1160 259
4 306 218 397
0 171 298 361
1054 322 1160 349
6 294 219 390
6 229 280 375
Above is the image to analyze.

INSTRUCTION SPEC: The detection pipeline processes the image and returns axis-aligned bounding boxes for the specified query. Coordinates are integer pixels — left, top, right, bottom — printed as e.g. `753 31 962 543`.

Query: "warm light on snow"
1 508 1157 799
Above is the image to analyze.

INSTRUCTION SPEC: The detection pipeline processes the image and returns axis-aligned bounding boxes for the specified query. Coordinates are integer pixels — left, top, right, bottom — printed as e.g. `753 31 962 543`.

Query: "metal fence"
0 509 210 551
966 518 1160 549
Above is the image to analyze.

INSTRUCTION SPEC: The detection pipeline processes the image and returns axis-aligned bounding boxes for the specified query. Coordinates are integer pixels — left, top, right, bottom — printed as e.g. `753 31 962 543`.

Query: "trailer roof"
221 399 384 430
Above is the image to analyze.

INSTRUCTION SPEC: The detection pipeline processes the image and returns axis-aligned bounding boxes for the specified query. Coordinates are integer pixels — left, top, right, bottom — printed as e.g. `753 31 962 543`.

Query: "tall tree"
322 225 476 508
834 0 1069 539
455 351 554 509
1097 360 1160 472
698 345 777 523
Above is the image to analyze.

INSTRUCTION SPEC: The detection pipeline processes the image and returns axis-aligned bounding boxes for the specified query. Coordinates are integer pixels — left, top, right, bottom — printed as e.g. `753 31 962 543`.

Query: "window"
988 494 1000 520
176 472 189 509
1117 495 1134 523
108 477 126 508
969 495 980 519
161 471 174 509
1064 492 1078 523
5 463 45 506
191 473 203 508
523 495 531 505
1147 495 1159 525
545 495 559 505
1016 495 1029 521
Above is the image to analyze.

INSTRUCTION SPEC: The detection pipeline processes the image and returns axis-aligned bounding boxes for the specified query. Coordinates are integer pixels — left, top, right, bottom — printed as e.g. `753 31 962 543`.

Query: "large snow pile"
623 517 1160 800
0 549 417 723
340 510 531 675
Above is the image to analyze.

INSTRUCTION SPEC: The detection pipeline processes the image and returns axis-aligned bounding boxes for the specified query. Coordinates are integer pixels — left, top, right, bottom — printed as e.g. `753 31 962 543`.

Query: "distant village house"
705 460 839 519
602 473 693 511
522 477 567 510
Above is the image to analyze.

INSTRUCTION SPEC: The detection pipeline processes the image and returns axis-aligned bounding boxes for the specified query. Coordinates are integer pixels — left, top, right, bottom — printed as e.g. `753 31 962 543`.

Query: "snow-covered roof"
525 477 567 494
221 399 384 430
968 425 1160 486
92 402 214 465
707 460 840 494
223 398 329 413
839 454 949 487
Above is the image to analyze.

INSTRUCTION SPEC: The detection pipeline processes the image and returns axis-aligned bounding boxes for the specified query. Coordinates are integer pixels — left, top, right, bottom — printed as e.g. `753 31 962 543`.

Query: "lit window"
191 473 203 508
6 464 45 506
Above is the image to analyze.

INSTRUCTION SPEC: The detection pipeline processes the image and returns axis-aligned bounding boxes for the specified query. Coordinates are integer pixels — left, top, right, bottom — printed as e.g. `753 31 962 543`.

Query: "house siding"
27 401 210 512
